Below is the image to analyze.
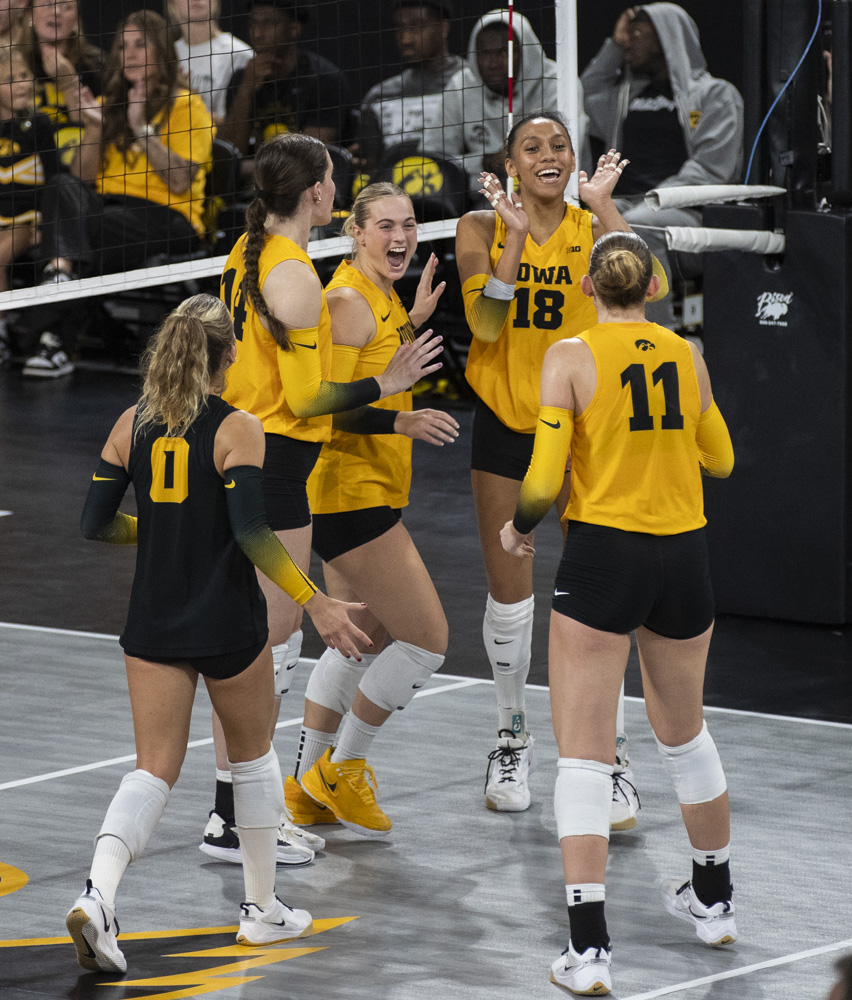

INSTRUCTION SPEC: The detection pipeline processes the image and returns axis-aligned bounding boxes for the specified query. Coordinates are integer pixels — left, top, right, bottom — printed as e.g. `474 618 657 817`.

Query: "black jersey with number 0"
121 394 268 659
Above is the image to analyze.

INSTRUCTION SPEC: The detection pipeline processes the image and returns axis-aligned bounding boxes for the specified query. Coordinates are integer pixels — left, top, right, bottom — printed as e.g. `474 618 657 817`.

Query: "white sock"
692 843 730 867
216 767 232 784
294 726 336 781
332 712 382 763
483 594 534 736
237 826 277 908
566 883 606 906
89 836 131 907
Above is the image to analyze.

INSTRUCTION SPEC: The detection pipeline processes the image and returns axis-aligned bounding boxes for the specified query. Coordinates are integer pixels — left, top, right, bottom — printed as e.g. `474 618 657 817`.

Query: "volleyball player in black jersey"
66 293 370 974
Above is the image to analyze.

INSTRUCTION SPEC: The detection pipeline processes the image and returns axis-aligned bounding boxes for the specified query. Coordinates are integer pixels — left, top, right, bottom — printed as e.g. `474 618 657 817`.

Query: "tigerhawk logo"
635 339 656 351
1 915 357 1000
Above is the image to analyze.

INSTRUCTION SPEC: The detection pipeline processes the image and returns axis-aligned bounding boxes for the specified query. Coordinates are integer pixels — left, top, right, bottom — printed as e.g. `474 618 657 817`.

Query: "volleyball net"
0 0 785 356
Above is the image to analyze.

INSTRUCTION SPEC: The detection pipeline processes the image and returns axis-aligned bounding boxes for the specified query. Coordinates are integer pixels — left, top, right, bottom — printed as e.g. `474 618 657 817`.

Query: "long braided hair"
242 133 329 350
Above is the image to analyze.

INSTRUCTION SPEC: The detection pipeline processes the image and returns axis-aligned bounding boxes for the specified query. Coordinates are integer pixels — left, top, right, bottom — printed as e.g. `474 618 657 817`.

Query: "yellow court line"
0 916 357 948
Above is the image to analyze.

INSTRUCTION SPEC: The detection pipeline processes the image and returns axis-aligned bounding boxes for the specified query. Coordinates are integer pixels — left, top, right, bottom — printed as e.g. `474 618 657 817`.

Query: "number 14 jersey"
566 322 705 535
465 203 597 434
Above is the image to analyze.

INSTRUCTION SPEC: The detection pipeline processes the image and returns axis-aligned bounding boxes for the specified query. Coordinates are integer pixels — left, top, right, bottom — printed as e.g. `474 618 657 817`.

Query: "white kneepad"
554 758 613 841
96 769 170 862
655 721 727 805
304 646 369 716
272 630 303 698
358 640 444 712
230 745 286 830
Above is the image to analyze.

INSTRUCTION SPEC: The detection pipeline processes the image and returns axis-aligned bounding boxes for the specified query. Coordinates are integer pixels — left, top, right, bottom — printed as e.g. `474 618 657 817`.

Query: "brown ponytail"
241 132 329 350
588 231 653 308
135 294 234 441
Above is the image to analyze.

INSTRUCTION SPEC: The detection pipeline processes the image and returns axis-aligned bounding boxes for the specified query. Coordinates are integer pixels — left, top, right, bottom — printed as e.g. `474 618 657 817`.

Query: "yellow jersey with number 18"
308 260 416 513
221 233 333 443
465 204 597 434
566 322 705 534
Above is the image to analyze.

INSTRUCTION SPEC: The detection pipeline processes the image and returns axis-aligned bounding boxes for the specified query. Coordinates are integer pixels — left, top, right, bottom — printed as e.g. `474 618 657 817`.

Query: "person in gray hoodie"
582 3 743 325
442 10 560 191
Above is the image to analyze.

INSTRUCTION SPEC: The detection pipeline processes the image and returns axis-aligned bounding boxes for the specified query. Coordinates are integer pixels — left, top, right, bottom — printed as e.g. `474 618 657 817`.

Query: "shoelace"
339 760 380 803
611 770 641 809
485 742 524 789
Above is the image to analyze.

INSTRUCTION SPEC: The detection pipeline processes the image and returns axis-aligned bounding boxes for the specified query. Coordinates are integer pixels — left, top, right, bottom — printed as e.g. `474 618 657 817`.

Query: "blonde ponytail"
588 232 653 308
135 294 234 441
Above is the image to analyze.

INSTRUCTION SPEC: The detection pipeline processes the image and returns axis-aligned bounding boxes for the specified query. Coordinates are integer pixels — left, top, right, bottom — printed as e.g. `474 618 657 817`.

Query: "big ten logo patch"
755 291 793 326
392 156 443 198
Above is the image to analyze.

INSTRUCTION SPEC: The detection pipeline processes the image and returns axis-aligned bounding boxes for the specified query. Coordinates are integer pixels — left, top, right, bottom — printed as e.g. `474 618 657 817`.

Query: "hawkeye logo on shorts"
635 339 656 351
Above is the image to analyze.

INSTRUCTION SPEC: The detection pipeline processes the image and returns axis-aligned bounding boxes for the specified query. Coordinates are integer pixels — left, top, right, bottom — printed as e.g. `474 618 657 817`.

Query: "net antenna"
506 0 515 195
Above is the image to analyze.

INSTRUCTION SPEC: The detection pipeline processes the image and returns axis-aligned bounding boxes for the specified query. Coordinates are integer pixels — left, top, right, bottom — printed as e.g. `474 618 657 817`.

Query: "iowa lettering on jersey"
396 318 415 344
517 263 573 286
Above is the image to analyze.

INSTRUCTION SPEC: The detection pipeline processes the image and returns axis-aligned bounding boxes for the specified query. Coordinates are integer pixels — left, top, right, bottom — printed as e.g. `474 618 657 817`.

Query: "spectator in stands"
0 47 63 370
25 0 104 167
21 9 214 376
358 0 464 169
167 0 252 123
219 0 349 168
582 3 743 326
442 9 558 189
0 0 30 41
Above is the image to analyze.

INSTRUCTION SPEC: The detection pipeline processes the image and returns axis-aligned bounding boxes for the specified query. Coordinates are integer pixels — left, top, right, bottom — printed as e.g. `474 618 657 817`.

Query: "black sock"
568 901 610 953
215 779 235 826
692 859 732 906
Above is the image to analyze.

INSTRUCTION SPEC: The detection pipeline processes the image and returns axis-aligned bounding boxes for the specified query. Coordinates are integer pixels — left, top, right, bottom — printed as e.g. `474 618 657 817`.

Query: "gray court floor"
0 622 850 1000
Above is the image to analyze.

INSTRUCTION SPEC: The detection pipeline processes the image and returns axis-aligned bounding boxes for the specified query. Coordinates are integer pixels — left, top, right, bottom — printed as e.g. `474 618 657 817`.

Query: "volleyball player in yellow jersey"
502 232 735 994
456 110 666 818
202 135 443 864
276 183 459 837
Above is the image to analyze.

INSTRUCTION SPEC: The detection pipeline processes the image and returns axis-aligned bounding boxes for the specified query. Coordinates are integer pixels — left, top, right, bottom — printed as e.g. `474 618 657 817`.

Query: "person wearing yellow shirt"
201 135 444 865
455 110 664 820
501 232 735 995
284 183 459 838
23 10 215 373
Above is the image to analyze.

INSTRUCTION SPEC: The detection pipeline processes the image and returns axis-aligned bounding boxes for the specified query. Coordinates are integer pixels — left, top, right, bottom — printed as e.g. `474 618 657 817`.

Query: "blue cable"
743 0 823 185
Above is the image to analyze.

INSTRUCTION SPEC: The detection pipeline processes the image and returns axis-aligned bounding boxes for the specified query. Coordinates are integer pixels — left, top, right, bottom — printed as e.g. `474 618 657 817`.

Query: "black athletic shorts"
312 506 402 563
470 396 534 481
124 636 268 680
263 433 323 531
552 520 714 639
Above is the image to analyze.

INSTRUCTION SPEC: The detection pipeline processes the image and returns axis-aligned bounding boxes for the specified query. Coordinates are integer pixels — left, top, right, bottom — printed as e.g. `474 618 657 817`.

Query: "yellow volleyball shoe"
284 774 339 827
301 749 392 839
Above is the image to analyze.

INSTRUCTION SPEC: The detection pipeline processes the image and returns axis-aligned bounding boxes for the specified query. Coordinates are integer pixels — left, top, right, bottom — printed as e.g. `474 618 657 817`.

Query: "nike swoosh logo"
494 639 512 645
497 241 505 248
92 475 116 481
319 768 337 794
292 341 318 350
554 590 570 596
83 938 96 959
540 418 561 429
286 662 297 670
225 480 236 488
412 682 426 689
381 312 391 323
101 908 110 933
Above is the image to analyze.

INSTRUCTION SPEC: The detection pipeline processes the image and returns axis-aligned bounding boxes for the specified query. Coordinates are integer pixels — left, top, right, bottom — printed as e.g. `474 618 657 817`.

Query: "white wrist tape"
655 721 727 805
484 275 516 300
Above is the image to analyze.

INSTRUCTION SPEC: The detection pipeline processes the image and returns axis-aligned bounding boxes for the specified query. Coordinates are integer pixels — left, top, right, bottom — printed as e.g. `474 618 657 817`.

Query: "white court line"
0 678 489 791
2 622 850 731
0 511 11 517
622 937 852 1000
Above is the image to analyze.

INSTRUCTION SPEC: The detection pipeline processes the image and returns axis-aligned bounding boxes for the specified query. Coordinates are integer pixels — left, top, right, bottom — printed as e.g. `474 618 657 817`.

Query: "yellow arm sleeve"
278 327 381 418
696 401 734 478
648 254 670 303
225 465 318 605
463 273 512 343
513 406 574 535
